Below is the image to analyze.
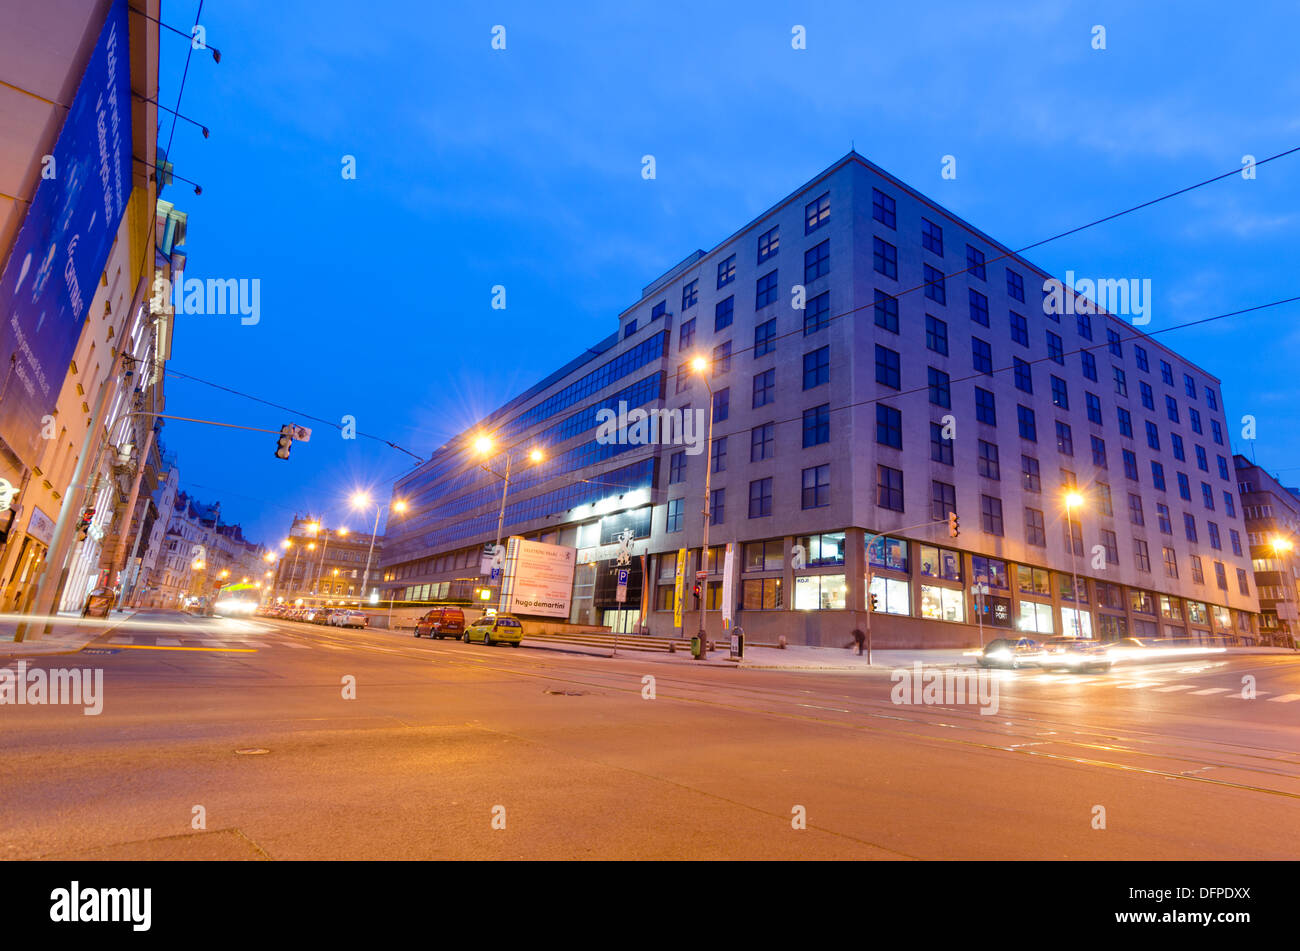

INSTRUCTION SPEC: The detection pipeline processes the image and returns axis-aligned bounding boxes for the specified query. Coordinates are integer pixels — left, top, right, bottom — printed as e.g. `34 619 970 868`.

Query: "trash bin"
690 635 702 658
730 628 744 659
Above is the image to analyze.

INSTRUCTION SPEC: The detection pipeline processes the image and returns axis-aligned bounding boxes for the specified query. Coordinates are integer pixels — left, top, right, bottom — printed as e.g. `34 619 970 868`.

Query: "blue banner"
0 0 133 465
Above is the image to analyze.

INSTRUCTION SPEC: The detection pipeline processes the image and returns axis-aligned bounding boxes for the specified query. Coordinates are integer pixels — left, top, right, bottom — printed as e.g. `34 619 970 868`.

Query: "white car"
338 611 367 629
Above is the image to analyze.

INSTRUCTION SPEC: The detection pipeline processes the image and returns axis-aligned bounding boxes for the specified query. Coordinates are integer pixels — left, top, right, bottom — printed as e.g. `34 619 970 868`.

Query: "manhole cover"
234 748 270 755
543 689 586 696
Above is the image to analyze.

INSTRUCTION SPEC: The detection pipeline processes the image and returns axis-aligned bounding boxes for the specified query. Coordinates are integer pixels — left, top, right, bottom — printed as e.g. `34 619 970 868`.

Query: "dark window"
668 451 686 484
922 218 944 256
1050 375 1068 408
711 436 727 473
1139 381 1154 410
681 279 699 311
752 368 775 408
804 291 829 335
928 367 951 408
803 404 830 447
1107 327 1122 357
1009 311 1028 346
1150 461 1166 490
1161 360 1174 385
1113 365 1127 397
666 498 684 532
971 337 993 375
1145 420 1160 451
981 495 1004 536
801 465 830 509
968 288 989 326
1056 420 1074 456
1129 492 1144 526
1165 395 1179 423
966 244 986 280
876 345 901 389
924 263 946 304
710 487 725 525
754 318 776 357
1076 313 1093 340
874 289 899 333
755 269 779 309
1081 350 1097 381
872 188 896 229
1046 330 1064 364
1092 435 1107 469
1134 345 1149 372
1013 357 1033 393
750 422 774 461
1117 407 1133 437
876 404 902 448
804 239 830 284
873 237 898 279
714 295 734 332
1025 508 1047 547
678 317 696 351
712 387 729 422
974 386 996 425
877 465 904 511
1123 449 1139 481
748 478 773 518
978 440 1000 480
1086 392 1102 424
926 315 948 355
1006 268 1025 302
931 480 956 522
651 300 667 321
931 422 954 465
712 340 732 375
1021 454 1041 492
803 346 829 390
1017 405 1037 441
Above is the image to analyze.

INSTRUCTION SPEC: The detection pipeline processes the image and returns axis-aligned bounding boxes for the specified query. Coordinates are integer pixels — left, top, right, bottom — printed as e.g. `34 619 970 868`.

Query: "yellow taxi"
463 614 523 647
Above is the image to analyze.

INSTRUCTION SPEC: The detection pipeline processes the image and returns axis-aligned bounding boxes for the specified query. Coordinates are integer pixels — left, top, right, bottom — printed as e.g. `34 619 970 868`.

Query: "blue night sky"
155 0 1300 546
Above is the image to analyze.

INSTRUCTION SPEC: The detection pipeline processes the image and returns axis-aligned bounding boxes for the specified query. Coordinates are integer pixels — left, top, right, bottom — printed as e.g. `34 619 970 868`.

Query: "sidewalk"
0 609 137 657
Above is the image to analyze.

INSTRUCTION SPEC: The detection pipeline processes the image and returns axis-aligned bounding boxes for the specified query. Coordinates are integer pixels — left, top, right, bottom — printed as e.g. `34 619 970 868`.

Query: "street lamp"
1064 490 1085 638
1270 536 1297 649
352 491 406 605
475 435 546 595
692 355 715 659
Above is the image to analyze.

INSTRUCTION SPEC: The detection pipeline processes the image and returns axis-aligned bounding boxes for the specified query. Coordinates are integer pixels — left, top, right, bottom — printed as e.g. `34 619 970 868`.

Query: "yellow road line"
86 643 257 653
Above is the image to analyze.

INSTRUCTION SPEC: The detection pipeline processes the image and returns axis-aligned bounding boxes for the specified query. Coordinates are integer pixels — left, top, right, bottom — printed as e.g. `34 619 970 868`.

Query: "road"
2 609 1298 859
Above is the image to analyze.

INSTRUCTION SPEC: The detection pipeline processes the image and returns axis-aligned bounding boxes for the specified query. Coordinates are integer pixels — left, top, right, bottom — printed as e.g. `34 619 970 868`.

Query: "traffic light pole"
860 515 961 665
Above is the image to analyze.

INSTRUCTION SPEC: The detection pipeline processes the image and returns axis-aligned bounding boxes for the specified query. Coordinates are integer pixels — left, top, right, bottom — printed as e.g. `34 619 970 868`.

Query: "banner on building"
500 536 576 618
721 542 735 627
672 547 686 629
0 0 133 465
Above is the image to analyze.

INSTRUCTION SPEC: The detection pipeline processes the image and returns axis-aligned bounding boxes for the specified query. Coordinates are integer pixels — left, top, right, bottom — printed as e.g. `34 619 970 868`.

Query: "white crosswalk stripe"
1152 684 1192 692
1190 687 1230 695
1116 681 1161 689
1267 693 1300 703
156 637 181 647
107 635 134 644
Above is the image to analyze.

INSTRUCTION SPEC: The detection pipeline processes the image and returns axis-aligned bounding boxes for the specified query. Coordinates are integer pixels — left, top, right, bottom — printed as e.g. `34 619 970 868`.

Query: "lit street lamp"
475 436 545 596
1064 490 1085 638
691 354 715 659
352 492 406 605
1271 536 1297 649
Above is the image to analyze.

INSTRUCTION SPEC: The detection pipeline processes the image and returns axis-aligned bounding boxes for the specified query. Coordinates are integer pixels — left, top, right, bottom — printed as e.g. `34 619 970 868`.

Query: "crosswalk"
1013 670 1300 703
98 633 311 651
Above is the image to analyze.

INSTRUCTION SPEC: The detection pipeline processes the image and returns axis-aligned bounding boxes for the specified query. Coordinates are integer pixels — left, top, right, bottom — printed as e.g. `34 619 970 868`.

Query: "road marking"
1228 691 1269 698
1190 687 1230 695
1268 693 1300 703
107 643 257 653
1152 684 1193 692
106 635 134 644
1116 681 1161 689
156 637 181 647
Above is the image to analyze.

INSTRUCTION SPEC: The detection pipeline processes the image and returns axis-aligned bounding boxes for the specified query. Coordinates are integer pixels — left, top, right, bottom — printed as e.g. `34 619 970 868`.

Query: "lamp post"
474 436 545 599
690 355 716 659
1064 491 1085 638
1271 536 1297 650
352 492 405 605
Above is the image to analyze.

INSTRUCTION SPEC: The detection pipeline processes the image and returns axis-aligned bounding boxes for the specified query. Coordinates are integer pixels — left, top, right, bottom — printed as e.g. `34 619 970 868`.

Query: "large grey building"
380 152 1259 648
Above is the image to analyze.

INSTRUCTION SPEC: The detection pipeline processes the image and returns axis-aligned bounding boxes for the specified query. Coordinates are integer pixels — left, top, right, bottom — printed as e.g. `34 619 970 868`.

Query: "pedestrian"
851 627 865 656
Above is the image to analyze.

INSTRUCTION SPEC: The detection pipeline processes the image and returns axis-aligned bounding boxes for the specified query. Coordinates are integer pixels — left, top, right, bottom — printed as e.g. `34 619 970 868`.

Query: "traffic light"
870 592 879 611
274 424 293 460
947 511 960 538
75 506 95 541
692 582 702 607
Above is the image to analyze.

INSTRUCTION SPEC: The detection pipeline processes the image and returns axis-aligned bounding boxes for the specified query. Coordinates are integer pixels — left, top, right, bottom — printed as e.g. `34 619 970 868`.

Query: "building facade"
380 153 1259 648
274 515 382 606
1235 454 1300 647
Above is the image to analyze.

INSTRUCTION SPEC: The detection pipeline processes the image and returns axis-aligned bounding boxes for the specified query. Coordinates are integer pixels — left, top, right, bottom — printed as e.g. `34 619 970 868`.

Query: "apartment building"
1235 454 1300 646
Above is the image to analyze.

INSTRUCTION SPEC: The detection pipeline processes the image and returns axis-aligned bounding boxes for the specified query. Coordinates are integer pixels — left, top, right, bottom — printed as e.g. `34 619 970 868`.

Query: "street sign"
489 566 501 584
615 568 629 603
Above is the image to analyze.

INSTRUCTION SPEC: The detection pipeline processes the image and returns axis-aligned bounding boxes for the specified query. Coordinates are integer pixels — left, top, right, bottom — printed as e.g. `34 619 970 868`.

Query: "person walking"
851 627 866 656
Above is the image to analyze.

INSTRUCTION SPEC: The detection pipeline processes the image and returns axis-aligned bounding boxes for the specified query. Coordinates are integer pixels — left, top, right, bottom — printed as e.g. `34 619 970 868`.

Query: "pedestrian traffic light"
870 593 879 611
275 424 293 460
75 506 95 541
692 582 702 607
947 511 960 538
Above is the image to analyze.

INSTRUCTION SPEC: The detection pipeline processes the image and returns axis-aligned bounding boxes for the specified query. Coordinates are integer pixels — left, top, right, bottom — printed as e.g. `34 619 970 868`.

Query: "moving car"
1042 637 1112 672
413 606 465 639
463 614 523 647
976 637 1045 669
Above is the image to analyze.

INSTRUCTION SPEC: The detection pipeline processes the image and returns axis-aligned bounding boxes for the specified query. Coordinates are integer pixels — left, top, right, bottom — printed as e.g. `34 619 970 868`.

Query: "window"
981 495 1004 536
1205 388 1218 410
801 465 830 509
1076 313 1093 340
922 218 944 256
669 451 686 484
1086 392 1102 424
921 585 966 623
1211 420 1223 446
1171 432 1185 461
682 279 699 311
710 488 725 525
1025 508 1047 546
1184 373 1197 399
1065 512 1083 556
877 465 904 511
931 422 953 465
1161 360 1174 385
873 237 898 279
971 337 992 375
923 263 945 304
876 345 901 389
804 239 830 283
1214 561 1228 590
754 318 777 357
1230 528 1242 556
874 289 899 333
1156 502 1172 534
804 291 829 335
966 244 986 279
974 386 996 425
1178 472 1191 501
1056 420 1074 456
1106 327 1122 357
1189 407 1203 435
1134 345 1149 372
1113 366 1127 396
1162 547 1178 579
931 480 956 522
1196 444 1208 472
969 288 989 326
712 387 729 422
741 578 783 610
1050 375 1068 408
1013 357 1033 393
712 340 732 375
1092 435 1108 469
1021 454 1041 492
1006 268 1025 302
678 317 696 351
1201 481 1214 510
1237 567 1250 595
750 422 774 461
1100 529 1119 567
1122 449 1139 481
1223 491 1235 517
1009 311 1028 346
1117 407 1133 437
805 192 830 234
928 367 951 408
1017 405 1037 441
1151 461 1166 491
1145 420 1160 451
803 404 830 446
1218 455 1229 481
666 498 684 532
1165 395 1179 423
752 368 775 408
1134 539 1151 572
624 319 638 339
748 478 773 518
1184 512 1198 542
1047 330 1064 364
755 269 779 309
977 440 1000 480
926 315 948 355
803 346 829 390
1081 350 1097 381
1139 381 1154 410
1128 492 1144 526
876 404 902 448
758 225 779 263
1208 521 1222 550
919 545 962 581
717 253 735 289
710 436 727 474
1190 555 1204 584
714 295 734 332
651 300 667 321
872 187 896 229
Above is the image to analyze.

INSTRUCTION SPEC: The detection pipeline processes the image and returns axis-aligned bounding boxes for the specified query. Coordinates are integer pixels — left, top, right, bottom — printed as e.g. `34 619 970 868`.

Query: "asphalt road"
1 610 1298 859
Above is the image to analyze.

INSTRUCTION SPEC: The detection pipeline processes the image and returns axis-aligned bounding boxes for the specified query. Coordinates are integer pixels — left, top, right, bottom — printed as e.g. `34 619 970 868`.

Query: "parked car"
82 587 114 619
413 606 465 639
463 614 523 647
338 611 368 629
976 636 1045 669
